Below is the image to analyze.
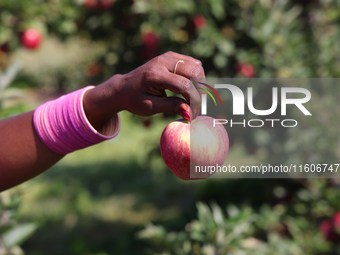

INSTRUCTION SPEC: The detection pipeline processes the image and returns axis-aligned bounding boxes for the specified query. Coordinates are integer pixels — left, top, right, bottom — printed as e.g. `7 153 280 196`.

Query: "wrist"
34 86 120 155
83 74 124 131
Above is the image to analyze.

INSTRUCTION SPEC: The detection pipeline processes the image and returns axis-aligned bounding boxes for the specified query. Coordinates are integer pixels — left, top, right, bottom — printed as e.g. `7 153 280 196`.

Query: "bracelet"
33 86 120 155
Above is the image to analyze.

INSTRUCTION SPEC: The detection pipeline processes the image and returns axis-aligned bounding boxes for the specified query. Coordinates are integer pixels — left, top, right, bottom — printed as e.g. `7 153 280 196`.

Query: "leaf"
0 62 22 90
217 40 235 56
227 205 240 219
209 0 225 20
211 203 225 225
136 223 167 240
3 223 38 248
59 20 77 34
0 221 16 235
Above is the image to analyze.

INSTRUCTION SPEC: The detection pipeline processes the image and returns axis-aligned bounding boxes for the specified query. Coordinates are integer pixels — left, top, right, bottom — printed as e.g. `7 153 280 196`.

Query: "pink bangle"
33 86 120 155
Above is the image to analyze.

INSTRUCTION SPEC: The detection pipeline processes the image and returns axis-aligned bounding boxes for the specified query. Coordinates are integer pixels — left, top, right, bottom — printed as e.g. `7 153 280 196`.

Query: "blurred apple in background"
141 32 159 60
160 116 229 180
319 212 340 244
98 0 114 10
320 219 340 243
21 28 42 50
333 212 340 231
235 62 255 78
193 14 207 30
85 0 97 10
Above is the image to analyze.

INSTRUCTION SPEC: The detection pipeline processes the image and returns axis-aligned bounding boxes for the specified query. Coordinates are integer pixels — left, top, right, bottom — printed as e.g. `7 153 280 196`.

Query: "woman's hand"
0 51 205 191
117 51 204 119
84 52 204 130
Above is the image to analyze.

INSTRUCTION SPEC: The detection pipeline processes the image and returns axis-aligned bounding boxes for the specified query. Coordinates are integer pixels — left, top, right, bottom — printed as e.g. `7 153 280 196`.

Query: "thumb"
151 96 192 121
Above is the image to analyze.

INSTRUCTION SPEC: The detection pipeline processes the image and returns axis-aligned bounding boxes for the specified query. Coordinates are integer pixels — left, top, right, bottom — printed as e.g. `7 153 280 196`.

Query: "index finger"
163 51 203 68
153 70 201 120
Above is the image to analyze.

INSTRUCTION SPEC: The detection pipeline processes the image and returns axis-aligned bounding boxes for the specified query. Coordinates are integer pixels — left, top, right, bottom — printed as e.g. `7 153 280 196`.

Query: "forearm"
0 111 64 191
0 52 204 191
0 77 122 192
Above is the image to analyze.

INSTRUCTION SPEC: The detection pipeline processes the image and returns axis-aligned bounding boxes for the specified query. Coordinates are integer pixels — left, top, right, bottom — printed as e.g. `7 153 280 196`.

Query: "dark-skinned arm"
0 52 204 191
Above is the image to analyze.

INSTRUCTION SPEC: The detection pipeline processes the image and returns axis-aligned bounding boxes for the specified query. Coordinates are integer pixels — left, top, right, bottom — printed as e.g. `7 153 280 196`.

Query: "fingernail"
180 109 191 122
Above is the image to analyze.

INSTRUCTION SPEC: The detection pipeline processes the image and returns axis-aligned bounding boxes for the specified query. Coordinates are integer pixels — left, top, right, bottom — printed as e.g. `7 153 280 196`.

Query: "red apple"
21 28 42 50
333 212 340 232
85 0 97 10
141 32 159 60
98 0 114 10
142 32 159 48
320 219 332 239
160 116 229 180
235 63 255 78
193 14 207 30
320 219 340 243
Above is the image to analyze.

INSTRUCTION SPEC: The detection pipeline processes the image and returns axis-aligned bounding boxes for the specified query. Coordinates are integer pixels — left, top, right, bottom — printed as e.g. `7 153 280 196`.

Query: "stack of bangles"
33 86 120 155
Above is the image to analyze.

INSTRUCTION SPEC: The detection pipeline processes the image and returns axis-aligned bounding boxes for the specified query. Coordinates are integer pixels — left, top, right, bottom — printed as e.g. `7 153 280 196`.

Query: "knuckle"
198 66 205 77
192 89 201 102
150 56 161 65
165 51 174 56
195 59 203 66
144 66 157 81
180 79 191 94
143 99 154 111
190 66 205 78
187 56 201 66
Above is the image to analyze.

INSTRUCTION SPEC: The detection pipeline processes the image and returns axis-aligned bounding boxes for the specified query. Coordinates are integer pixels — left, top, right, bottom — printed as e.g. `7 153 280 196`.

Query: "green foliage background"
1 0 340 254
